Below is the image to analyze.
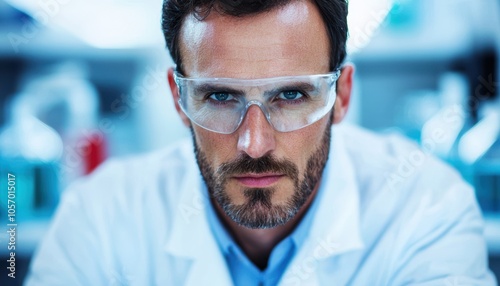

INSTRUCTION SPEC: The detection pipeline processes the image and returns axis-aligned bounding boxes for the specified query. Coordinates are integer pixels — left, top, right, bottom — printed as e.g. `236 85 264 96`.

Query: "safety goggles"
174 70 341 134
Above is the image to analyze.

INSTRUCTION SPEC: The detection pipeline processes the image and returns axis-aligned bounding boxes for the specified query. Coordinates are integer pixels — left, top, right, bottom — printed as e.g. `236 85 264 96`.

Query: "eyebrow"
193 83 245 97
263 82 317 97
191 82 317 98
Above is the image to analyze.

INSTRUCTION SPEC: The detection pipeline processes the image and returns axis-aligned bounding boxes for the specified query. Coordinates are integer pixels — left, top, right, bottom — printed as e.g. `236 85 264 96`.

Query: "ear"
167 67 191 127
332 64 354 124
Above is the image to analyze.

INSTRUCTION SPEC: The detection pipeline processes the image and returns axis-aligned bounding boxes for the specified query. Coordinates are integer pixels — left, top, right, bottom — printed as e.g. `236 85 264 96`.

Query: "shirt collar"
302 123 364 258
204 175 324 255
204 190 234 254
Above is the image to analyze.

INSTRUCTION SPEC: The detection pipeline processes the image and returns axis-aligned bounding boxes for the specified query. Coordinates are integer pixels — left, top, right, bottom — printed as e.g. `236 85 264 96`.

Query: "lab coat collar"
305 124 364 255
280 124 364 284
163 149 233 286
163 124 363 285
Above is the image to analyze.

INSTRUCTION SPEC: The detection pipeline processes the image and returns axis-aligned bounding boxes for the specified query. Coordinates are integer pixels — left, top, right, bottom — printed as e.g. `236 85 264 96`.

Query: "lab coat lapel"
163 168 233 286
279 125 364 286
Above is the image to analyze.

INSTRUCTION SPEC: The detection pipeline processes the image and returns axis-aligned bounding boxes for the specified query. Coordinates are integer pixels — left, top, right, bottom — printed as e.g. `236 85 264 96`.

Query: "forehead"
179 0 330 79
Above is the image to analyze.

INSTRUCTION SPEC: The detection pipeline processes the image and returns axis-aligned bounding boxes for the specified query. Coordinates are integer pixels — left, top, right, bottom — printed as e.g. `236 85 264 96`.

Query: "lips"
233 173 285 188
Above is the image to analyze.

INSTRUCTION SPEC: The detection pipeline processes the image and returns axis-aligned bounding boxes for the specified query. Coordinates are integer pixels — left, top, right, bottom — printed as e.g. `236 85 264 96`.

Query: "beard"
192 121 332 229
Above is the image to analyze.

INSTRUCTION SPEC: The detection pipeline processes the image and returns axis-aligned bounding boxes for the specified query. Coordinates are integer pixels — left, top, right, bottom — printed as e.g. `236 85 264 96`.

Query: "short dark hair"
161 0 348 73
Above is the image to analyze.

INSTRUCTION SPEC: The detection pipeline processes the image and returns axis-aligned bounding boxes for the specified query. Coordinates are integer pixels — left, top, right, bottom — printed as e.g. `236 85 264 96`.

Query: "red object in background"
79 131 107 174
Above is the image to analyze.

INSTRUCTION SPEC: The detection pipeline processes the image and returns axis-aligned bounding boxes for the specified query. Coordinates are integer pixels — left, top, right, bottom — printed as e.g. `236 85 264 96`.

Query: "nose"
237 105 276 158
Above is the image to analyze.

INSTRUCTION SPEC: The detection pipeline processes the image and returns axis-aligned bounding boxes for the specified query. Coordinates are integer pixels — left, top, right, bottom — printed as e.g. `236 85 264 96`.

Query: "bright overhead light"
6 0 164 49
347 0 394 54
7 0 394 52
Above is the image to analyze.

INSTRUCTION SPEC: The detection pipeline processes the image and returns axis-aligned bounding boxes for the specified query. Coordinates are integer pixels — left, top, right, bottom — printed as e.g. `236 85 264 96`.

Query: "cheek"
194 126 238 166
276 117 330 173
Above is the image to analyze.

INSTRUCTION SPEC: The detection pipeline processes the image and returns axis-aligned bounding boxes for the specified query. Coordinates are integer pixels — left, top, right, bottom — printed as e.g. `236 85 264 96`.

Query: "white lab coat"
26 124 497 285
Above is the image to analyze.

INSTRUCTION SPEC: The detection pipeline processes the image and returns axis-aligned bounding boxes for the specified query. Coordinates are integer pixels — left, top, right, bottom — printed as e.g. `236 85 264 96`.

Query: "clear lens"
174 71 340 134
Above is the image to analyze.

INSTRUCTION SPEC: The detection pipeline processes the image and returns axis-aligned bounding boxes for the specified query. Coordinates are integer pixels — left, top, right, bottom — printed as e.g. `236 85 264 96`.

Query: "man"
27 0 496 285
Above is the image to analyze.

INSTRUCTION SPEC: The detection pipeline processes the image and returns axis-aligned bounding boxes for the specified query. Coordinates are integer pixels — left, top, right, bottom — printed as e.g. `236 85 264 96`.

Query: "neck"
212 184 319 270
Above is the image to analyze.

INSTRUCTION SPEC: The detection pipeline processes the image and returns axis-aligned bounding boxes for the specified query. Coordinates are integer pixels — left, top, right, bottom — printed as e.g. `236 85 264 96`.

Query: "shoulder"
337 123 468 192
338 123 436 173
336 123 477 224
28 139 200 284
336 125 491 283
61 138 199 219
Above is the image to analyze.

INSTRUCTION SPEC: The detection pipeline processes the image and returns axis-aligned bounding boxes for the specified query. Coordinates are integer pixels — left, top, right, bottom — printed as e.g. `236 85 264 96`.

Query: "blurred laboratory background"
0 0 499 284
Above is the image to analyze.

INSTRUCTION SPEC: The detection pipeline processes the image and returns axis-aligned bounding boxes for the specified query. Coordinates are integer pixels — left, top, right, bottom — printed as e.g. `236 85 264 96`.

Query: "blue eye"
278 91 304 100
209 92 234 102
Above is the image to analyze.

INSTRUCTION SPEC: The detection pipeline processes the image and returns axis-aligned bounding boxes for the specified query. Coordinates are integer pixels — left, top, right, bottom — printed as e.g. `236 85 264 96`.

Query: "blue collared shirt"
204 178 325 286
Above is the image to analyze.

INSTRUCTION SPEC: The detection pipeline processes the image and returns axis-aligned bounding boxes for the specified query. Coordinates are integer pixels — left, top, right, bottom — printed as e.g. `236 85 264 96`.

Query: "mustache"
217 153 298 179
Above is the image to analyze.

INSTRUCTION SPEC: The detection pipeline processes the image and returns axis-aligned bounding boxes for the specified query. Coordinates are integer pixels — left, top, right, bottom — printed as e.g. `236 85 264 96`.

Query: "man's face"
178 0 333 228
